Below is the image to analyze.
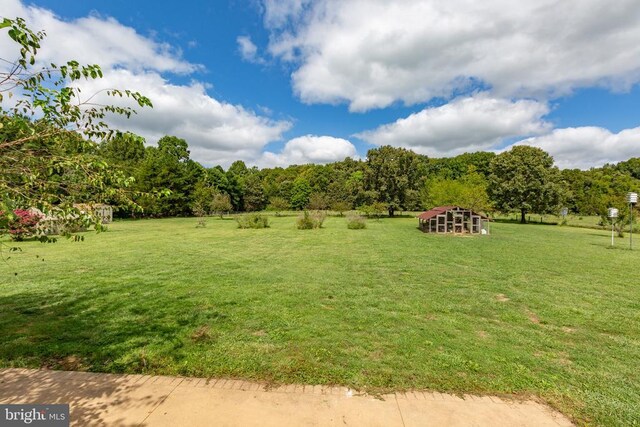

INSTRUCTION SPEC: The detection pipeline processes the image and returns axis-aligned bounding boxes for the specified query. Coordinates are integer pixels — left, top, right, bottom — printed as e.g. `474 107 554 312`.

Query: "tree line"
94 133 639 223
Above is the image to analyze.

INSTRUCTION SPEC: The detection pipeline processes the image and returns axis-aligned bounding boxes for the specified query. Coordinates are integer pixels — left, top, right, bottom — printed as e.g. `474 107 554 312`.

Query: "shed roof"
417 206 490 221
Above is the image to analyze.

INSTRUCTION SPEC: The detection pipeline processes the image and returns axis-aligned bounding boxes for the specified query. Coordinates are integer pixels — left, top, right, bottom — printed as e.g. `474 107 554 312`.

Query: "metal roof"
417 206 490 221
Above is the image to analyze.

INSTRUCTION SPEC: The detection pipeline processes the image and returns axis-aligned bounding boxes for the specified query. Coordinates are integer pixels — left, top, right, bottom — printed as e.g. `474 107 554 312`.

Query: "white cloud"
75 69 291 167
258 135 357 167
0 0 198 74
1 0 290 167
358 94 640 167
237 35 265 64
357 95 551 157
264 0 640 111
515 127 640 170
263 0 313 29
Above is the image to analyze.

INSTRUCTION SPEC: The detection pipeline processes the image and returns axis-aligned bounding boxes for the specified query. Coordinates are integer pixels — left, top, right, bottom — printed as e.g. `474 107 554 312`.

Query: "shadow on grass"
588 242 634 250
0 282 173 420
604 245 634 251
0 287 188 374
492 218 560 226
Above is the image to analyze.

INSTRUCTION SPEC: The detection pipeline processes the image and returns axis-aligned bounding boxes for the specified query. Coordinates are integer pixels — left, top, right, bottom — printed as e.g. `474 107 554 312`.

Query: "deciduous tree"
488 146 564 223
241 172 266 212
136 137 202 216
211 193 233 218
290 177 312 210
365 146 424 216
423 169 492 213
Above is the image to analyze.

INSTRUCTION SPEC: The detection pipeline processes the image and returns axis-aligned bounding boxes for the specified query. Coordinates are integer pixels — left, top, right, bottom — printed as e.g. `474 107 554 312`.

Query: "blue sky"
2 0 640 169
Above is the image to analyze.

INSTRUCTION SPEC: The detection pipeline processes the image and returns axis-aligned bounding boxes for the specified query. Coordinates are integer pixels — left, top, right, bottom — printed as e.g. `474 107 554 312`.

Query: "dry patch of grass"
525 309 541 324
191 325 213 343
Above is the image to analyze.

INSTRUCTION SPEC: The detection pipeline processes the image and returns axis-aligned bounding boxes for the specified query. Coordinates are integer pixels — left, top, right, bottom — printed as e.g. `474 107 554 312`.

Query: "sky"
1 0 640 169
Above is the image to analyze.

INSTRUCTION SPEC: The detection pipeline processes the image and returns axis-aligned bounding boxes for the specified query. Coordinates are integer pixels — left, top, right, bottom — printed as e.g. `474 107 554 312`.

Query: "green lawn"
1 216 639 425
493 213 640 234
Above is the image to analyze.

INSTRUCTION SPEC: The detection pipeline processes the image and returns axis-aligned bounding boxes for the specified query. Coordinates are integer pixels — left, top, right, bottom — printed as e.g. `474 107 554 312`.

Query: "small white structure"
26 204 113 236
74 203 113 224
94 204 113 224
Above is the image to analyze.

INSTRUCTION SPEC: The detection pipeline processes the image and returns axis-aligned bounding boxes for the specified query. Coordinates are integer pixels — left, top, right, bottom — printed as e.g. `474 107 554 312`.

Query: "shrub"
236 213 269 229
296 211 314 229
312 211 326 228
346 214 367 229
192 202 208 218
1 209 43 241
192 203 207 228
296 211 325 229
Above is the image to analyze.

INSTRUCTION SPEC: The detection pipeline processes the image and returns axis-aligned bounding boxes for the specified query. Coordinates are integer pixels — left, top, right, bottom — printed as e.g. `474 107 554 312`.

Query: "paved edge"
0 368 574 426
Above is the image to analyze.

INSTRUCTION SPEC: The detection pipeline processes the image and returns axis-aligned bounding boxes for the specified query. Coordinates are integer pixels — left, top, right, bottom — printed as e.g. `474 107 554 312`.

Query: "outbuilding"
73 203 113 224
418 206 490 234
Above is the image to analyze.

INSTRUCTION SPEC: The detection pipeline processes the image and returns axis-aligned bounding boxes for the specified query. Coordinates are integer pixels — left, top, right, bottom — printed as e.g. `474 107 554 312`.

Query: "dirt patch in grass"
495 294 510 302
526 310 541 324
43 355 86 371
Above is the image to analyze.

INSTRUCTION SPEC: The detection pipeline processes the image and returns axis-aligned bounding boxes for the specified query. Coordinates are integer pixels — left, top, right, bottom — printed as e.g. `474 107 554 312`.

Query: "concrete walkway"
0 368 572 426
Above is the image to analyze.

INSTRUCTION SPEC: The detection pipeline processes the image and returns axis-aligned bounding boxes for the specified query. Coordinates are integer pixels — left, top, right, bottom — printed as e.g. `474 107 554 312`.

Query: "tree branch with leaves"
0 16 153 244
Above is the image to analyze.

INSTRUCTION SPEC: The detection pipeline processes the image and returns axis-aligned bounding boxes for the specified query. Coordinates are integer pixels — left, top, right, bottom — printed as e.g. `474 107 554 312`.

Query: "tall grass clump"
346 214 367 229
296 211 326 229
236 213 269 229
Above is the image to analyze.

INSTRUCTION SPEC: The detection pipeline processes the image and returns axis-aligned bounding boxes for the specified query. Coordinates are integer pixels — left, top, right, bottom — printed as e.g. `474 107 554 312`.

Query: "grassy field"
1 216 639 425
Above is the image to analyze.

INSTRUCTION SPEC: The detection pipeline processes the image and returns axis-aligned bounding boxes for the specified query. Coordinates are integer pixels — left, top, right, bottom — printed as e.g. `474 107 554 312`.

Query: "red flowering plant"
0 209 43 241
